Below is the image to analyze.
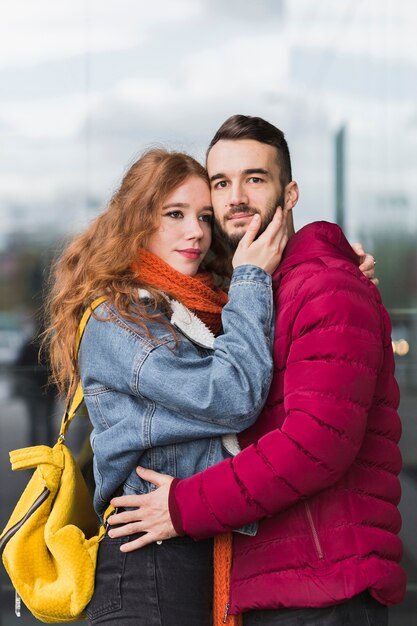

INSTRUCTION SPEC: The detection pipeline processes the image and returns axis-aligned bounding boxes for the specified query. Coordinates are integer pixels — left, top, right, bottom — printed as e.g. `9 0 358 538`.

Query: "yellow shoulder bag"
0 297 114 623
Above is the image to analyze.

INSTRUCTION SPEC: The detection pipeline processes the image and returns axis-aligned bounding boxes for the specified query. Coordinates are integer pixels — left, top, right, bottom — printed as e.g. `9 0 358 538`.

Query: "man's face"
207 139 285 249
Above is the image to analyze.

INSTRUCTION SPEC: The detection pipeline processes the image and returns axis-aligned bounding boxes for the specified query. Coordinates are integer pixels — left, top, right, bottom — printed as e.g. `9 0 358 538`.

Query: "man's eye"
166 211 183 219
213 180 227 189
248 177 263 183
200 214 213 224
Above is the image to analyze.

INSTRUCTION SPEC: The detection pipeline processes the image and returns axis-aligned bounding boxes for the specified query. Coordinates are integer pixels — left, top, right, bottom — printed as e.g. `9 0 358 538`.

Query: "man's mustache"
224 206 261 220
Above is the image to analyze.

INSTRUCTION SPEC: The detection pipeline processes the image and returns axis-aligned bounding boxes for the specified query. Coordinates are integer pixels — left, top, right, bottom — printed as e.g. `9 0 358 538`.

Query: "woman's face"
146 176 213 276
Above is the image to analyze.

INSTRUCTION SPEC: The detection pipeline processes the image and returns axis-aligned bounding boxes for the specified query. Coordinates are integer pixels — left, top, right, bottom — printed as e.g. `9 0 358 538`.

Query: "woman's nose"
185 217 204 239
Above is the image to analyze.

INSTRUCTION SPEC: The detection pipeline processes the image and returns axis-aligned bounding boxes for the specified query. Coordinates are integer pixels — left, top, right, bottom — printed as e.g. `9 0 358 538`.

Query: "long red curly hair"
45 148 227 396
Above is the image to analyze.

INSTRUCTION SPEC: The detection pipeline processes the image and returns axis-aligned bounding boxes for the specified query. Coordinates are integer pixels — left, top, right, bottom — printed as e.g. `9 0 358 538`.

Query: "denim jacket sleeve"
136 265 273 430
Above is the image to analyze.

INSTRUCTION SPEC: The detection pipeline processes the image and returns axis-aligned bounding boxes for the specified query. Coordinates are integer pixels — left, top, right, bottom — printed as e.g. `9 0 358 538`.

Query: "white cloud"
106 33 291 125
183 35 290 98
288 0 417 63
0 92 103 139
0 0 204 69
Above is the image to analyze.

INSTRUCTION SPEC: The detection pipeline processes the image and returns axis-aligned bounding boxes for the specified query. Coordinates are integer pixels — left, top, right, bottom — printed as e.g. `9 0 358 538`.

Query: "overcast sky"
0 0 416 245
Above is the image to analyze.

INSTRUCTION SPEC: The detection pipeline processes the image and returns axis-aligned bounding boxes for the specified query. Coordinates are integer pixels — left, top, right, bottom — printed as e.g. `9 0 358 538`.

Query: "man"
109 115 405 624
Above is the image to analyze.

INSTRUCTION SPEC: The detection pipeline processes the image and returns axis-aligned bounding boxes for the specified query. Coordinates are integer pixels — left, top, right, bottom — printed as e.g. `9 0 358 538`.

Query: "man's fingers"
108 509 141 526
108 521 142 538
135 466 172 487
111 494 144 508
120 532 157 553
359 254 375 272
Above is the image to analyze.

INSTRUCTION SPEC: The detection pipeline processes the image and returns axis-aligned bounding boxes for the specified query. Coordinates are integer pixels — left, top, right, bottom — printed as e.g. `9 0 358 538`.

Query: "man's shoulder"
274 220 363 294
276 221 359 276
274 253 379 321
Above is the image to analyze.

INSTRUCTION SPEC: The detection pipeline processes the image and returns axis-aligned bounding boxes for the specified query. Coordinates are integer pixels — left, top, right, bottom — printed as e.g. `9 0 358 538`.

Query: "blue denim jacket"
79 265 273 519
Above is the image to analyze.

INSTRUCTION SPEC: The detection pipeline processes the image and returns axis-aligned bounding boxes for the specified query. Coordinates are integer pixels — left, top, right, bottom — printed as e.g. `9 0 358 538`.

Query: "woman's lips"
177 249 202 259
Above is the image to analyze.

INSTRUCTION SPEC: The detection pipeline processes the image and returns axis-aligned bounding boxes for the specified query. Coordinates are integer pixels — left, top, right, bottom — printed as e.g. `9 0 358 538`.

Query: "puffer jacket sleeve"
169 267 387 538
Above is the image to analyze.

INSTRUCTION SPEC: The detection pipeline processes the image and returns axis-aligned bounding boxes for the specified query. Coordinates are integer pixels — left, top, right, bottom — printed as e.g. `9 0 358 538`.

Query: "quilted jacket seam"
232 554 400 585
231 459 272 517
285 388 371 411
279 431 336 476
293 357 377 375
286 409 351 441
253 441 302 498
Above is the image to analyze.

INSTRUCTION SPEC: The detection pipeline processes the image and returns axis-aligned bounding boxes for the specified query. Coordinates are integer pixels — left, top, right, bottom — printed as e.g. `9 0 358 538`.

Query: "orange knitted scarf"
213 533 243 626
133 249 241 626
132 249 228 336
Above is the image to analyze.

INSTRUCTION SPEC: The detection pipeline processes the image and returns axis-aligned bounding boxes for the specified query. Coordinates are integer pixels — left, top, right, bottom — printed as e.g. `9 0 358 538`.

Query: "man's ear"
283 181 299 237
284 181 299 211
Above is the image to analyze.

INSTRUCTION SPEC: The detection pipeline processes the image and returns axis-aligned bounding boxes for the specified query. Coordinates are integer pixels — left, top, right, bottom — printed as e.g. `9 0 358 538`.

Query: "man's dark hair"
207 114 292 187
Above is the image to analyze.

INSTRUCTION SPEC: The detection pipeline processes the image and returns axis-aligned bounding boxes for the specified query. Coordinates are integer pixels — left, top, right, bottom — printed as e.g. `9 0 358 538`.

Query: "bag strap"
57 296 107 442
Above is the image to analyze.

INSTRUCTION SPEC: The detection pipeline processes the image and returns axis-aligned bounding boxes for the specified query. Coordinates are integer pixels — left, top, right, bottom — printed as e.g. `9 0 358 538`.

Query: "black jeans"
86 532 213 625
243 592 388 626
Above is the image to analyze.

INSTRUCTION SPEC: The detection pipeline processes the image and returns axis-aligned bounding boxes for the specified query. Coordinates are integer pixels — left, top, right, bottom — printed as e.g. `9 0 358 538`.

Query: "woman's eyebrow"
162 202 213 212
162 202 188 209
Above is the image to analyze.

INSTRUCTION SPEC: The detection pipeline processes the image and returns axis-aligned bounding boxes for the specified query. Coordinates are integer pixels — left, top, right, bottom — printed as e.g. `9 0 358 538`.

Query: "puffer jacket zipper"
304 501 324 559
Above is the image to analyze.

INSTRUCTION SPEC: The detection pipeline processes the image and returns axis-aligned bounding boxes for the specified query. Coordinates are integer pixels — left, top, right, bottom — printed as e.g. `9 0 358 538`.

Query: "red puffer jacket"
169 222 406 613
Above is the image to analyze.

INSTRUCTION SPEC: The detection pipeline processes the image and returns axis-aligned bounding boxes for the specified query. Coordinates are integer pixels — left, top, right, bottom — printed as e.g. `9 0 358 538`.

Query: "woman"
46 148 289 625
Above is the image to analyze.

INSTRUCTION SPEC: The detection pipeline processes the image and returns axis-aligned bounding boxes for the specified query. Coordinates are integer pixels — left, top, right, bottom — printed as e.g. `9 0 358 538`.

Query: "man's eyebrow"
209 168 271 183
243 168 271 178
209 173 226 183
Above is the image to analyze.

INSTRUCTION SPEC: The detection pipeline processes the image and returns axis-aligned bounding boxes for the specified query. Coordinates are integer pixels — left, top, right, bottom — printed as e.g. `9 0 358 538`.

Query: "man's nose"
229 183 249 207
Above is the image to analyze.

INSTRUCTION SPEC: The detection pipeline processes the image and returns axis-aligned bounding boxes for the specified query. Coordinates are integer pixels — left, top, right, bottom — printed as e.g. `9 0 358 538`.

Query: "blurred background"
0 0 416 623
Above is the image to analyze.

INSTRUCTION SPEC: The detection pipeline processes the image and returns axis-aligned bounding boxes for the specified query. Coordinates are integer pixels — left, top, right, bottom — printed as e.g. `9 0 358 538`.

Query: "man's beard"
214 194 285 251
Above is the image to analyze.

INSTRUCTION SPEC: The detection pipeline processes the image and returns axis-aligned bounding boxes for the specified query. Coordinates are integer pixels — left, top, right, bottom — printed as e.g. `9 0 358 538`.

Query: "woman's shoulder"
84 300 175 351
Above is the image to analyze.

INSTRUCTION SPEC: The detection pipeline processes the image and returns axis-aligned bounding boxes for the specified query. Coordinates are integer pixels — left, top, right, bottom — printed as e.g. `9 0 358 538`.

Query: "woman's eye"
166 211 183 219
200 214 213 224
